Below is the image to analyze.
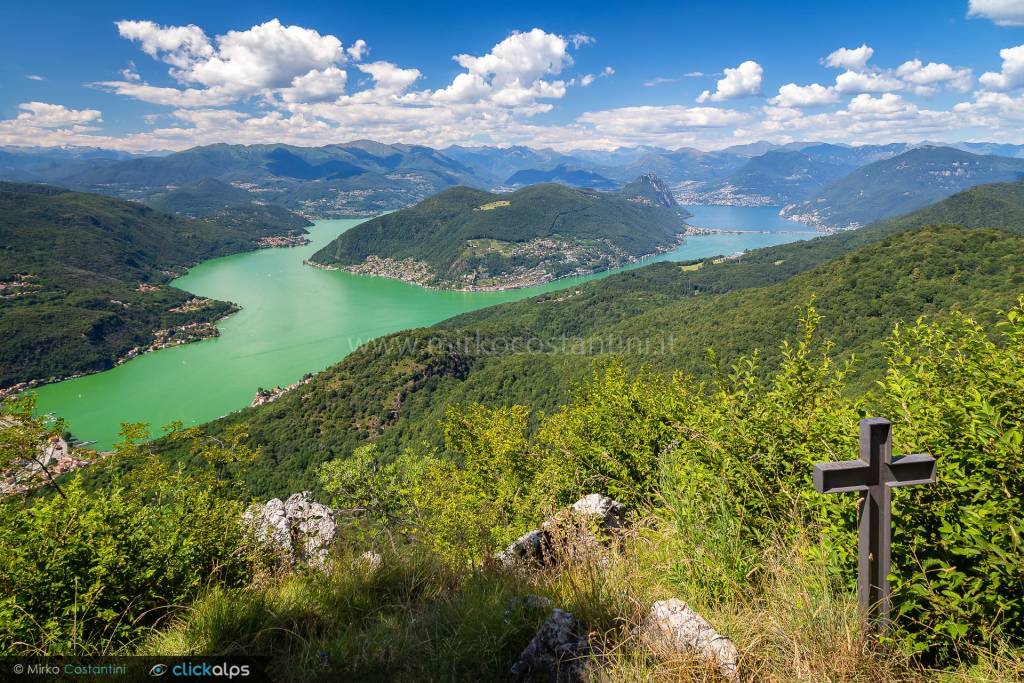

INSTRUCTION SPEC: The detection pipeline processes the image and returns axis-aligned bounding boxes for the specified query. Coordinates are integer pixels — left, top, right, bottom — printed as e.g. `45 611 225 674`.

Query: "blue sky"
1 0 1022 151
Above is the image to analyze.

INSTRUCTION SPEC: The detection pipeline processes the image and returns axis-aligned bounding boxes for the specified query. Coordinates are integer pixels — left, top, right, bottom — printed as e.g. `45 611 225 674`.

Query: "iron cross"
813 418 936 625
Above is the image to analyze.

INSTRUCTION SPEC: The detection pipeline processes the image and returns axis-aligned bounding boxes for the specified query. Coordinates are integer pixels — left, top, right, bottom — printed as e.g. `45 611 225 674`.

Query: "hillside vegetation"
6 299 1024 681
310 178 689 289
0 183 272 387
148 178 312 235
5 177 1024 680
145 179 1024 497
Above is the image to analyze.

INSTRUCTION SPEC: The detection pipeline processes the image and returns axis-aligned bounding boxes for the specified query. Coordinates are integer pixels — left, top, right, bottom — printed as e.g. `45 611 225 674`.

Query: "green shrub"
880 303 1024 661
0 475 253 654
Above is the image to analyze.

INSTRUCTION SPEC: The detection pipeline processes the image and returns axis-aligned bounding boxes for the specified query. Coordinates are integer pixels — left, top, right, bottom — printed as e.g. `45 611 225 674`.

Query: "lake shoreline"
305 232 690 292
30 210 813 450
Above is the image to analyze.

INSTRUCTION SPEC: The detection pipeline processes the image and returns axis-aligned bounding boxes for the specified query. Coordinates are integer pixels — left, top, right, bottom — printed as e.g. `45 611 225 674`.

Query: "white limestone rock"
568 493 626 529
510 609 591 682
244 491 338 569
642 599 738 681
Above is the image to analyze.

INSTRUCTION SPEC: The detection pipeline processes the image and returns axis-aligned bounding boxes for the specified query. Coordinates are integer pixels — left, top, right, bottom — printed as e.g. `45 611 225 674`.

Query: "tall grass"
143 516 1024 682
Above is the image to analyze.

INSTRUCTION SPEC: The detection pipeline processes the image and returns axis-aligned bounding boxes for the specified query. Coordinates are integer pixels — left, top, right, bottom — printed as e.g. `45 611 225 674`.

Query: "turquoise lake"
32 206 817 449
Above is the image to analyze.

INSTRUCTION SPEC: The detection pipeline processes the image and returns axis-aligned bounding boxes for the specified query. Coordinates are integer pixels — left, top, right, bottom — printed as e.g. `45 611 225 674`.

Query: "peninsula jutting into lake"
308 175 692 290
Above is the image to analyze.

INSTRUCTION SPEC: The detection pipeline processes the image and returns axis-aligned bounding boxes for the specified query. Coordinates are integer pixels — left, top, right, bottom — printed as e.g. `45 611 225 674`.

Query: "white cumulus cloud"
824 44 874 72
115 20 213 69
696 60 763 103
108 18 354 105
834 70 904 94
0 102 105 146
980 44 1024 91
968 0 1024 26
896 59 973 94
346 39 368 61
357 61 421 93
280 67 348 103
770 82 839 107
579 105 749 139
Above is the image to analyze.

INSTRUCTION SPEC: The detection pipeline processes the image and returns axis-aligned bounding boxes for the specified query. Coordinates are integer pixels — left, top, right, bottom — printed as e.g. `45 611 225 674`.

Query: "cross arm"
813 460 870 494
886 453 936 487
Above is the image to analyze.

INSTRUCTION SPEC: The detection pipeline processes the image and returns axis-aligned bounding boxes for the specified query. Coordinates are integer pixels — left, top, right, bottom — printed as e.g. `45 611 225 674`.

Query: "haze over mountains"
3 140 1024 230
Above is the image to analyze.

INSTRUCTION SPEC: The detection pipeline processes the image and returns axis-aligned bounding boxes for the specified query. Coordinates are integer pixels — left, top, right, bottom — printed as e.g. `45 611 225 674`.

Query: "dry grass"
142 523 1023 682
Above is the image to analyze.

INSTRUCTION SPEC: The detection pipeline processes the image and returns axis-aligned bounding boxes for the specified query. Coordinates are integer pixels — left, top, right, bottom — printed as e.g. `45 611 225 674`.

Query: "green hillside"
16 178 1024 679
309 180 690 289
146 220 1022 497
141 178 1024 496
148 178 312 236
782 146 1024 230
0 183 268 388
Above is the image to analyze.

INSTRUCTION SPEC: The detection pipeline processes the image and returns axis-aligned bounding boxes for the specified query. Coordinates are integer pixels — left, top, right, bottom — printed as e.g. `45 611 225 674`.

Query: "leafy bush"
0 476 252 653
0 416 265 654
317 301 1024 664
880 304 1024 660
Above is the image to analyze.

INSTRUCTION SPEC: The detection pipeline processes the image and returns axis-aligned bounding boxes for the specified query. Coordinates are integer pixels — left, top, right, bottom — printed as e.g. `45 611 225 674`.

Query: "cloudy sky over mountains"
2 0 1023 151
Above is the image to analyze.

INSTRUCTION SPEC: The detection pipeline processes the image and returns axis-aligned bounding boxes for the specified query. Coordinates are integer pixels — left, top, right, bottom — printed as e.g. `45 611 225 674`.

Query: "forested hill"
782 146 1024 230
0 183 270 388
148 178 312 236
309 180 690 289
152 179 1024 496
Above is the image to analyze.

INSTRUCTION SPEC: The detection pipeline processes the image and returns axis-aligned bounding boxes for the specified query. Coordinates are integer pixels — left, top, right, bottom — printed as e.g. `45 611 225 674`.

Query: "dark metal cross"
813 418 936 625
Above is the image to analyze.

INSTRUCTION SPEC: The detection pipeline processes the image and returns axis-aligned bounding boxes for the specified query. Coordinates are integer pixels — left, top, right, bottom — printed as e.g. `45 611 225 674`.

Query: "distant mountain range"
309 175 689 290
688 150 857 205
4 140 1024 227
503 163 617 190
781 146 1024 230
47 142 480 217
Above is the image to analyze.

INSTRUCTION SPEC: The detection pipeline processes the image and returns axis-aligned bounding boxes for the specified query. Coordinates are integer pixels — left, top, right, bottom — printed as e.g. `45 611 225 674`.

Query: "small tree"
0 394 70 498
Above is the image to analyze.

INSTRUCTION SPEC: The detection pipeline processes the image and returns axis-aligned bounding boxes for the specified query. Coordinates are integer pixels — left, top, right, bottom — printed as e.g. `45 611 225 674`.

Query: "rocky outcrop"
510 609 591 682
497 494 626 567
570 493 626 529
497 529 554 567
243 491 338 569
641 599 739 681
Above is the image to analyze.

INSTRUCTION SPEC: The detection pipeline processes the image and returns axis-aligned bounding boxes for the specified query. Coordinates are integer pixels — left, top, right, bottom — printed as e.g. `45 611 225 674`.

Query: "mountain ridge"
782 146 1024 230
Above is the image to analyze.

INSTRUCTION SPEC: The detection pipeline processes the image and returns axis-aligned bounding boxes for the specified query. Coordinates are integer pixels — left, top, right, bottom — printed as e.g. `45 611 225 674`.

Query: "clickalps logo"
149 661 252 678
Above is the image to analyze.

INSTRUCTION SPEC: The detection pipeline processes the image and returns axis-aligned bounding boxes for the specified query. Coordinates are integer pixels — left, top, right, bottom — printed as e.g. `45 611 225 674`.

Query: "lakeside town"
307 232 690 292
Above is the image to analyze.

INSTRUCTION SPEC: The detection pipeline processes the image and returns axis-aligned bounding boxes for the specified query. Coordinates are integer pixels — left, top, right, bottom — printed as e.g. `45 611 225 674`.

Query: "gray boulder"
568 493 626 529
642 599 738 681
497 529 553 567
244 491 338 569
511 609 591 682
497 494 627 568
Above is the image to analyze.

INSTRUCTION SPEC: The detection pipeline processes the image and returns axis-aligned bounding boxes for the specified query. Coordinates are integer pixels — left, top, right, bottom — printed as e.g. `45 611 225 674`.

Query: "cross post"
813 418 936 626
